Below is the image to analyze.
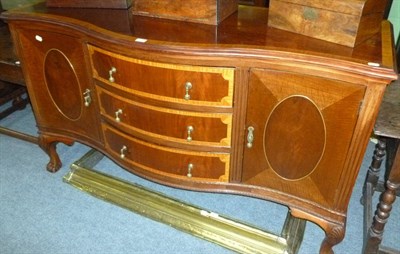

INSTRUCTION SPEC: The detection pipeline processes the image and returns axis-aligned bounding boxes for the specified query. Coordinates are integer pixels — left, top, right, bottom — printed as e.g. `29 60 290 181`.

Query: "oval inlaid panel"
264 96 326 180
44 49 82 120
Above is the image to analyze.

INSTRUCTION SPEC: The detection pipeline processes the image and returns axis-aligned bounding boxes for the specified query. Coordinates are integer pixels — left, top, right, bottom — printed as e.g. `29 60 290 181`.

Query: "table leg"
363 143 400 254
363 140 387 200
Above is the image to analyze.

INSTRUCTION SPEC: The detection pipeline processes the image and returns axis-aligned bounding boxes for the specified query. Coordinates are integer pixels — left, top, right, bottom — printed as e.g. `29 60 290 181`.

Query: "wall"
1 0 41 10
389 0 400 44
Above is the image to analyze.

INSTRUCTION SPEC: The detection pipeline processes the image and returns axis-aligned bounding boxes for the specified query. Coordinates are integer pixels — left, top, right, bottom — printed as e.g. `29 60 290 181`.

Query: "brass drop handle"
247 126 254 148
115 109 123 122
186 126 194 142
184 81 192 100
120 145 127 159
187 163 194 178
109 66 117 83
83 89 92 107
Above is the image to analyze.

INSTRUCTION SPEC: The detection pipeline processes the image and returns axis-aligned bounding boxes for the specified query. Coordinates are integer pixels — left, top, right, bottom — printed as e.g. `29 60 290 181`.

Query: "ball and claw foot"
39 135 73 173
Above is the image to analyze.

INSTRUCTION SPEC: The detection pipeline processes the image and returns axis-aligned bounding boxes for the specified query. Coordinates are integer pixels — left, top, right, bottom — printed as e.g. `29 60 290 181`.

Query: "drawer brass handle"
184 82 193 100
186 126 194 142
120 145 127 159
109 66 117 83
187 163 194 178
83 89 92 107
115 109 123 122
247 126 255 148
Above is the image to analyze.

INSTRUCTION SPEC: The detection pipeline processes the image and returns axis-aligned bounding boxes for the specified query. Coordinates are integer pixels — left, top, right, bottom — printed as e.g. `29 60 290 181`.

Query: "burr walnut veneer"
1 4 397 253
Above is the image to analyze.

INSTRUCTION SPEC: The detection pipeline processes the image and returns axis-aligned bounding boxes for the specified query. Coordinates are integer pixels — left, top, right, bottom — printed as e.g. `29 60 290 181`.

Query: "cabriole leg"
290 208 345 254
319 223 345 254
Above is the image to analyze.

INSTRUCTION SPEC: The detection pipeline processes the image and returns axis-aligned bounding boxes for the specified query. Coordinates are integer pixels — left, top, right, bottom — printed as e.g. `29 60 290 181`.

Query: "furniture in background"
363 80 400 254
0 2 26 118
1 3 397 253
362 2 399 252
362 50 400 254
0 2 37 143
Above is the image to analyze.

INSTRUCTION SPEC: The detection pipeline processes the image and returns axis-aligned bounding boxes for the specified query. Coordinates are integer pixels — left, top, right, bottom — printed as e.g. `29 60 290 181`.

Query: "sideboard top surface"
0 2 397 79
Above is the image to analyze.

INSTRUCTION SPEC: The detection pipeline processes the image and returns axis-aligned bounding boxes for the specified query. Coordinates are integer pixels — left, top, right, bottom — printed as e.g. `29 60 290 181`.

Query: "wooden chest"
131 0 238 25
268 0 389 47
46 0 132 9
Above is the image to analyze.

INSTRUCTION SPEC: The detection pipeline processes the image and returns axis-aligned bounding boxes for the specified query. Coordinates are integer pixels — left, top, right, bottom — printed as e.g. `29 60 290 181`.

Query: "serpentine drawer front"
3 4 397 253
88 45 235 108
103 124 230 182
90 44 234 183
97 87 232 149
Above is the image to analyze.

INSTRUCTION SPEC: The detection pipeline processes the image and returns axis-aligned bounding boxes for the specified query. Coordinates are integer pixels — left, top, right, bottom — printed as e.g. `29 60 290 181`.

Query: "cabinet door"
242 69 365 207
17 29 101 142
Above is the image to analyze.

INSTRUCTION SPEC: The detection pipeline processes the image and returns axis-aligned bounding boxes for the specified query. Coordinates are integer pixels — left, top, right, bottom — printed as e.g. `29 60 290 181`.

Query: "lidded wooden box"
131 0 238 25
268 0 389 47
46 0 132 9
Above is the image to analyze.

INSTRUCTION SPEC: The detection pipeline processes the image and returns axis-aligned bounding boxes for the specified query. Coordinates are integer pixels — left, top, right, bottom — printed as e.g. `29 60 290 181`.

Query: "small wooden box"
46 0 132 9
131 0 238 25
268 0 389 47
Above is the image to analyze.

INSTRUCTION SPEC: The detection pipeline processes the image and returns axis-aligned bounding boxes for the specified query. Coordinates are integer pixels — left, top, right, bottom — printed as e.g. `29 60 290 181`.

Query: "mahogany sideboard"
1 3 397 253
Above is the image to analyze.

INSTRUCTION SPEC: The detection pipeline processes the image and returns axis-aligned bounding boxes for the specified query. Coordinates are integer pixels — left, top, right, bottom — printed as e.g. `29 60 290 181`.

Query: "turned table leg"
363 143 400 254
362 140 387 241
363 140 387 199
39 134 74 173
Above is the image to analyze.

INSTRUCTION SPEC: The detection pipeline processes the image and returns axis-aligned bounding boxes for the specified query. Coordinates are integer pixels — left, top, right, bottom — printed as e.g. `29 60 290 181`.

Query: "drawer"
88 45 234 107
103 124 230 182
98 87 232 147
